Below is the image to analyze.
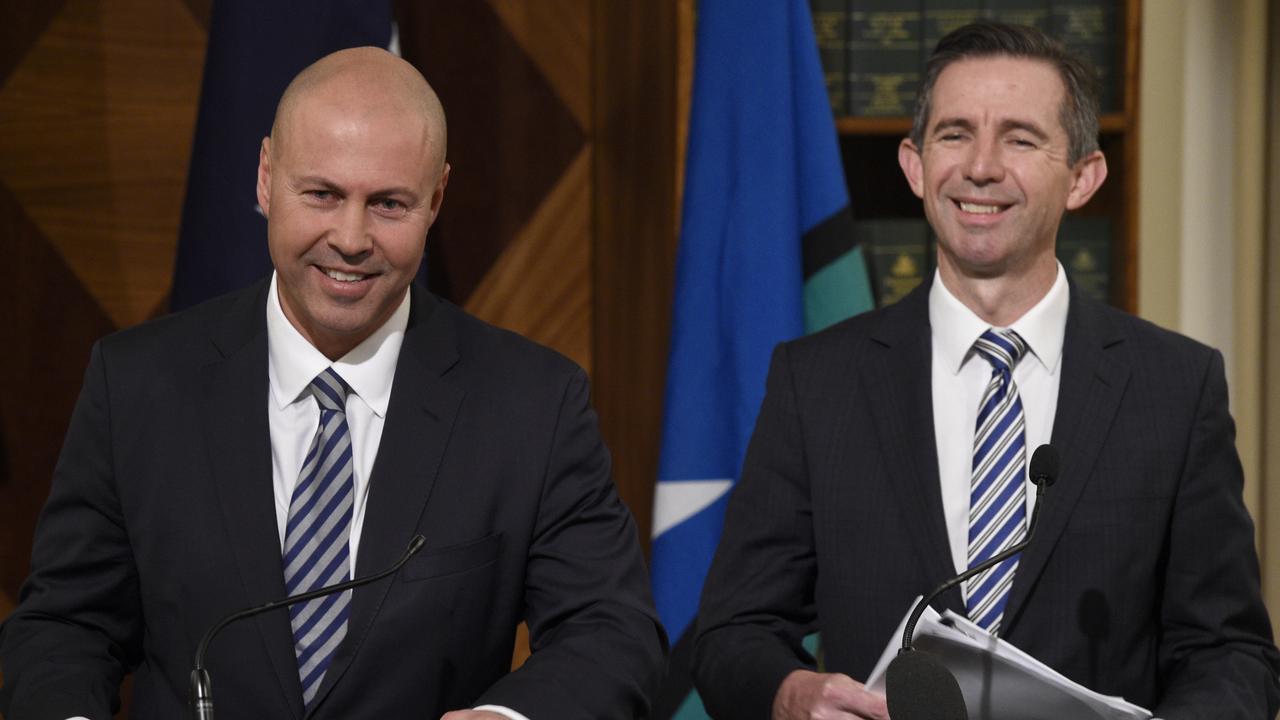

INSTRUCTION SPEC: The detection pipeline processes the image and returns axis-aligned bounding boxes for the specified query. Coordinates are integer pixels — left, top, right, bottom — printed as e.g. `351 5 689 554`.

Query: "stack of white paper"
864 599 1151 720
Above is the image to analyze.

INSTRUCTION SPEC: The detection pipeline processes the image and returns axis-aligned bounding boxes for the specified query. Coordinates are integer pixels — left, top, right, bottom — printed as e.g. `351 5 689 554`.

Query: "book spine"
848 0 923 117
922 0 985 68
984 0 1051 32
812 0 851 116
1056 215 1112 303
862 218 931 306
1049 0 1121 113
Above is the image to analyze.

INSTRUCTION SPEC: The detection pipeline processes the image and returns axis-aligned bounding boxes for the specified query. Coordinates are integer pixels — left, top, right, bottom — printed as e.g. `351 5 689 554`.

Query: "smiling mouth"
955 200 1010 215
321 267 371 283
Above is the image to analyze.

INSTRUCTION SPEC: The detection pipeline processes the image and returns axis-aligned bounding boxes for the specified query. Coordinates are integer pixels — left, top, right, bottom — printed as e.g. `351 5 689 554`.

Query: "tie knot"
308 368 351 413
974 329 1028 373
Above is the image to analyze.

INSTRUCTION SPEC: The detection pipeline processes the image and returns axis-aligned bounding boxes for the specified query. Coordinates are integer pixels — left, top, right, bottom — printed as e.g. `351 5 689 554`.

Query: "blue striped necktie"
965 329 1029 634
283 368 355 707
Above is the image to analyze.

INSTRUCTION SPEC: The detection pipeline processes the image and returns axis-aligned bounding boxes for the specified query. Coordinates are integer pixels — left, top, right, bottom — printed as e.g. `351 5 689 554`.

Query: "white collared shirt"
266 273 410 571
929 263 1069 575
264 276 529 720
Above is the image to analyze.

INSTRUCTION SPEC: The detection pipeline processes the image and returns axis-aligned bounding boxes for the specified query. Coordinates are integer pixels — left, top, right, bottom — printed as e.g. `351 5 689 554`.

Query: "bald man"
0 48 665 720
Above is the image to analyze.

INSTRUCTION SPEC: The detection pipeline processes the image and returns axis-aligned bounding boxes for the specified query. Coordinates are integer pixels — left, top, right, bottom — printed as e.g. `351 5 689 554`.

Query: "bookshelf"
819 0 1142 312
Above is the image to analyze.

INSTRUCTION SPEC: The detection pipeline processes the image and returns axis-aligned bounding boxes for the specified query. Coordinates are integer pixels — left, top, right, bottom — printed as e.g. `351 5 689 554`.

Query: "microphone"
885 444 1060 720
189 535 426 720
885 650 968 720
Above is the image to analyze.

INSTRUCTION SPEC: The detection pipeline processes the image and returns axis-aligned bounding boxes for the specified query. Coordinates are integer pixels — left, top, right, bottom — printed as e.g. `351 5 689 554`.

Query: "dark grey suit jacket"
0 279 666 719
693 280 1279 719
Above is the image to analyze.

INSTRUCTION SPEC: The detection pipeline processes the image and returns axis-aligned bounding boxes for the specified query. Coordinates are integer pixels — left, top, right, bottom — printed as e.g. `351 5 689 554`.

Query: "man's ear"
428 162 450 221
256 137 272 215
1065 150 1108 210
898 138 925 199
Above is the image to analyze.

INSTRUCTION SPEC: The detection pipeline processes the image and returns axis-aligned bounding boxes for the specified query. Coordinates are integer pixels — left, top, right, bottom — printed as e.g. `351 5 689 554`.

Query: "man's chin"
937 245 1015 281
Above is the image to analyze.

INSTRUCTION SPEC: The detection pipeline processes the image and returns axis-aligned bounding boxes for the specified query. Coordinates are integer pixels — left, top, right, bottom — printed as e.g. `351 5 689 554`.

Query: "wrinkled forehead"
928 56 1067 131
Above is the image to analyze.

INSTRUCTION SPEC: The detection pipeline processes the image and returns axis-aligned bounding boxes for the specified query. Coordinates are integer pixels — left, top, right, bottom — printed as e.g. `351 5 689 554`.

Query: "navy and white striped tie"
965 329 1029 634
283 368 355 707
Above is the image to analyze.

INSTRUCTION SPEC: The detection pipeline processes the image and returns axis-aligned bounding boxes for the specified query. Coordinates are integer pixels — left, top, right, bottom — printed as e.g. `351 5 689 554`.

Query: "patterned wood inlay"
465 147 593 373
0 0 205 328
487 0 591 131
0 0 68 84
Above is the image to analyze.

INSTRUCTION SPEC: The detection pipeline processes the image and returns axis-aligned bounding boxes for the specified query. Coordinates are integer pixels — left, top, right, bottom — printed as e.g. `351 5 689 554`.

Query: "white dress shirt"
266 274 407 569
264 276 528 720
929 263 1069 577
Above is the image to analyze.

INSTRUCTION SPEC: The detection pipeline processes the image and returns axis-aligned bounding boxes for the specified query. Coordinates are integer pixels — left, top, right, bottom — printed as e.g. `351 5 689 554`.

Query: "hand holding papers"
866 601 1152 720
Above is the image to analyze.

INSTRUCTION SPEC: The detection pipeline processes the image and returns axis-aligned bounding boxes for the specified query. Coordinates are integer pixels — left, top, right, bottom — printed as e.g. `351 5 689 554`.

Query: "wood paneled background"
0 0 683 704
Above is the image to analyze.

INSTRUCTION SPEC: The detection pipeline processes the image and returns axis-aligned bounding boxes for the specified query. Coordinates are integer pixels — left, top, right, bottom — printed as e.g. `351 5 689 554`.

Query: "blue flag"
171 0 394 309
650 1 874 716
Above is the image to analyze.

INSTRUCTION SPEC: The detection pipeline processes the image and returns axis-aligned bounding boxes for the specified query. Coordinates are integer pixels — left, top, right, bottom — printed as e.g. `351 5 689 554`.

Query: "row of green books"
859 216 1112 307
812 0 1123 118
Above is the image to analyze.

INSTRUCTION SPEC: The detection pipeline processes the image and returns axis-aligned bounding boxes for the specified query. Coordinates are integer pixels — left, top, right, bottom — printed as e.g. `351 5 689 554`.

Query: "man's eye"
308 190 334 201
376 198 405 212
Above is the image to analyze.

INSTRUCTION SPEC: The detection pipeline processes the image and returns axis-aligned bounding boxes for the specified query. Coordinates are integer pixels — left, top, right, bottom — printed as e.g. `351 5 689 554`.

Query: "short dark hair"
910 22 1101 165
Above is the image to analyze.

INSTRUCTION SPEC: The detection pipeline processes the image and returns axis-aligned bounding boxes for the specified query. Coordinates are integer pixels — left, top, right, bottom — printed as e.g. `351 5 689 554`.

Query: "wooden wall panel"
465 149 594 372
592 1 682 548
488 0 592 130
0 0 204 328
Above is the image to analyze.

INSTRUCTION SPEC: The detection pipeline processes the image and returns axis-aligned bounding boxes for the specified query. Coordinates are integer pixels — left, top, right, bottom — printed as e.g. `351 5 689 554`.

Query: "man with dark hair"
693 22 1279 719
0 47 665 719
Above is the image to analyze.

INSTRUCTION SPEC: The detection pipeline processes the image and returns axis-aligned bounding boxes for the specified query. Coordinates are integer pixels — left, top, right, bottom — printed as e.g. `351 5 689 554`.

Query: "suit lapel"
1003 292 1129 631
199 280 304 718
862 284 962 610
309 288 465 712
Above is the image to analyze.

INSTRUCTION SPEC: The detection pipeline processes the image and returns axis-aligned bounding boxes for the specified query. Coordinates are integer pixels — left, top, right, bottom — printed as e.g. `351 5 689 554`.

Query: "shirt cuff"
474 705 531 720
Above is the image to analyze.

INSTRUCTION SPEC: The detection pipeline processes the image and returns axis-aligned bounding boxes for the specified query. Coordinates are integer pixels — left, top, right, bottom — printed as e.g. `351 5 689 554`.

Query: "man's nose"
330 202 373 259
963 135 1005 185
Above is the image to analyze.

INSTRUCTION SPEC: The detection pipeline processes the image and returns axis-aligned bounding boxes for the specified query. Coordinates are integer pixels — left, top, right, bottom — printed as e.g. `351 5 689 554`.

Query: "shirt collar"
929 261 1069 376
266 272 410 416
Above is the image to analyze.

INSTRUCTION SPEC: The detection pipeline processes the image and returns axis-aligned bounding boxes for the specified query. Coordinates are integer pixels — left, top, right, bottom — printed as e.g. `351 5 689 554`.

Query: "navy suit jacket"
0 279 666 719
693 280 1279 719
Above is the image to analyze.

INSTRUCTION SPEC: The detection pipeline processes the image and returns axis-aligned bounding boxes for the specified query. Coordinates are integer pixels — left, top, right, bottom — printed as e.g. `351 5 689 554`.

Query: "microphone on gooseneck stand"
885 444 1060 720
189 534 426 720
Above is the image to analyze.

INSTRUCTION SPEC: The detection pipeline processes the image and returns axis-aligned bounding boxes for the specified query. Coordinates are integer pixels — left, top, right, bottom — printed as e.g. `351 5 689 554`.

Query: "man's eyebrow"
292 177 420 202
369 186 420 200
929 117 975 134
999 119 1050 140
293 176 344 192
929 117 1052 142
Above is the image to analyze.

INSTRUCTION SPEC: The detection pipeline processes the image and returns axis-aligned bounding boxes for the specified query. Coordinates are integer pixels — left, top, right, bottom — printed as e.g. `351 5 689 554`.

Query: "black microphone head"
1030 444 1059 487
886 650 969 720
406 534 427 555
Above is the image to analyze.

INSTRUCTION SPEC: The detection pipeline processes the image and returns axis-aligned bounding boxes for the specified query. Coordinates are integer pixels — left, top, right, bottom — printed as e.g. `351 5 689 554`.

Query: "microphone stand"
190 535 426 720
899 477 1052 653
886 445 1059 720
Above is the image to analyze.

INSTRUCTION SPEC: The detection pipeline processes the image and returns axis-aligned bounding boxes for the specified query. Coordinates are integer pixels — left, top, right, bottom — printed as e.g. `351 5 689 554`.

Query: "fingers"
774 669 890 719
819 675 888 720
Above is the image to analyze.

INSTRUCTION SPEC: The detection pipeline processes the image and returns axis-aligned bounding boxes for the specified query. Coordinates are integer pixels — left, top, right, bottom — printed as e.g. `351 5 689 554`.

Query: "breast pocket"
400 532 503 582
